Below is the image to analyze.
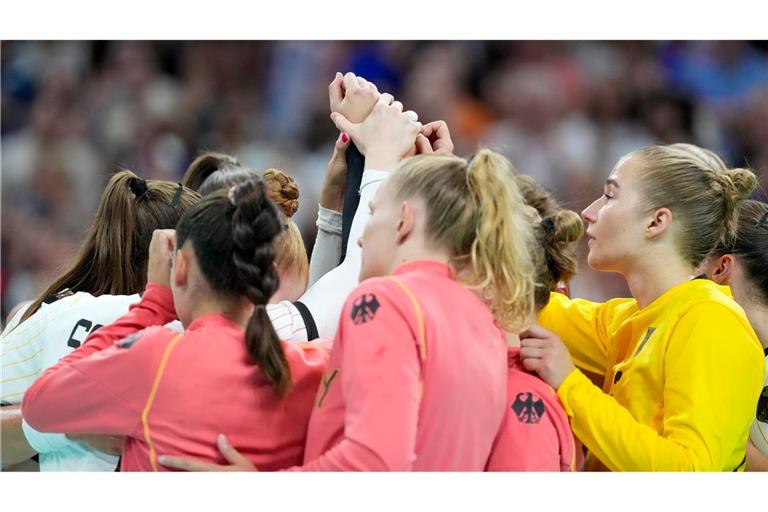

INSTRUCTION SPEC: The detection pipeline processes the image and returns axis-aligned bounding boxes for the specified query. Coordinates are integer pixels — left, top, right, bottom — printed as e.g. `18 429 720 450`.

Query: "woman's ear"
644 207 673 240
395 201 416 245
709 254 735 285
173 249 189 288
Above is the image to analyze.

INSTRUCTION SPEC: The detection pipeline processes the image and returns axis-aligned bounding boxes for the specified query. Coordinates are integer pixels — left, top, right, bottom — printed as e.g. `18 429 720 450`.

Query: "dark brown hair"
175 178 290 394
182 152 242 193
712 200 768 305
19 170 200 325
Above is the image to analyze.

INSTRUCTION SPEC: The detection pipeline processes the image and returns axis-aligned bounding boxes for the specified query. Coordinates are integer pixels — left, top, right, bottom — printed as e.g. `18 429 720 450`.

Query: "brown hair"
175 179 290 394
19 170 200 325
182 152 308 287
392 150 537 332
182 152 242 193
515 175 584 310
631 143 757 268
712 200 768 305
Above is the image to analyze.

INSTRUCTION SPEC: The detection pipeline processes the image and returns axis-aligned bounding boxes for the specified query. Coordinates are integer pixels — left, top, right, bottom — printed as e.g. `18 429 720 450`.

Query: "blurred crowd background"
3 40 768 322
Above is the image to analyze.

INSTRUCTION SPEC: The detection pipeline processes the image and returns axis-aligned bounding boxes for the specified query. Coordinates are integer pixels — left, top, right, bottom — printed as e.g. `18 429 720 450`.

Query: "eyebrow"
606 178 620 189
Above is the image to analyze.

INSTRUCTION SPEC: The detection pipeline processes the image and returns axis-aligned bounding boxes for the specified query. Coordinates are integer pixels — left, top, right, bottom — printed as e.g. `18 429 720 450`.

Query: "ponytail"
392 150 537 332
19 171 199 326
464 150 537 332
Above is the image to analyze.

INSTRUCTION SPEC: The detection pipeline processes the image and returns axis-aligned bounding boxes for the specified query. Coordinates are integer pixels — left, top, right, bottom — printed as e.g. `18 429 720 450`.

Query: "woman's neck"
188 298 254 330
505 331 521 348
390 244 451 274
740 301 768 350
624 252 696 309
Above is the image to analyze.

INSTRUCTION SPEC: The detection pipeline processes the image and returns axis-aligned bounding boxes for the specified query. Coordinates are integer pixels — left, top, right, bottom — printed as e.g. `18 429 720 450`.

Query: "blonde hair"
516 174 584 310
262 168 308 285
392 149 537 332
631 143 757 268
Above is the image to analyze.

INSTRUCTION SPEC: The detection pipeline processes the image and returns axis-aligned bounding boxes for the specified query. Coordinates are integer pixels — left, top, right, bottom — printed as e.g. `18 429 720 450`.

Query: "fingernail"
158 456 167 464
341 132 349 143
218 434 229 448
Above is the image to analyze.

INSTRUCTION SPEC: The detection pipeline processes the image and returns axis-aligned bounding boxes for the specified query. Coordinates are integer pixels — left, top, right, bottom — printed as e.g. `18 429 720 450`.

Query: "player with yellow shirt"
520 143 765 471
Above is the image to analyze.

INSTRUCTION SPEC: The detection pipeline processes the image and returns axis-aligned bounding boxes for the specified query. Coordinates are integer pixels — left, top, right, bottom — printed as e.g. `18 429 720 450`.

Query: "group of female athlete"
2 72 766 472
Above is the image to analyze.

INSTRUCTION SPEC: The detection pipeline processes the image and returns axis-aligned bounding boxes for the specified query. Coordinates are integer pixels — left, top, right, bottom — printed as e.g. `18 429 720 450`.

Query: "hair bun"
723 167 758 203
128 177 149 198
262 168 300 218
546 210 584 245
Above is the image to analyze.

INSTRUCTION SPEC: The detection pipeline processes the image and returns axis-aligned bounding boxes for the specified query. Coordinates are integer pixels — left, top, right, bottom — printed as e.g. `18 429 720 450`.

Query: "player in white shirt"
702 199 768 470
0 171 199 471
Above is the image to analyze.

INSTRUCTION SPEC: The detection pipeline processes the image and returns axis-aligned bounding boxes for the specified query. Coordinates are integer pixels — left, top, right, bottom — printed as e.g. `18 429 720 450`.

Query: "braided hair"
175 178 291 394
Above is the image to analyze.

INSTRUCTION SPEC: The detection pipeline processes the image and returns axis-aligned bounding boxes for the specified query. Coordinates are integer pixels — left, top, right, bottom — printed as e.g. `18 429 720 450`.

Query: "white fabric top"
1 292 139 471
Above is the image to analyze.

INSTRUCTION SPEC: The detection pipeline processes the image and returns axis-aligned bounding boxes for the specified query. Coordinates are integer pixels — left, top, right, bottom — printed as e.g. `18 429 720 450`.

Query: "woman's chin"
586 252 607 272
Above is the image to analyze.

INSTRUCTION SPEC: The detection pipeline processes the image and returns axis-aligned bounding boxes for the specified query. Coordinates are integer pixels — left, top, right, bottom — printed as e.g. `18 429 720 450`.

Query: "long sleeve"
538 292 621 377
21 284 178 437
1 304 46 403
299 170 388 339
291 280 422 471
308 205 343 286
556 302 765 471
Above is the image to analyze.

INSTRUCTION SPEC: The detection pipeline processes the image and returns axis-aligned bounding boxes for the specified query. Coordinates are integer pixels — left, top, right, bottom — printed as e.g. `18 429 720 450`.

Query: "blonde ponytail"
393 150 537 332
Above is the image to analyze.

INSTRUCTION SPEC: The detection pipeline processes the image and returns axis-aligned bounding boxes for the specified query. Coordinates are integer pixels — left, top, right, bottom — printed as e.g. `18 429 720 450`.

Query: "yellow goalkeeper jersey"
538 278 764 471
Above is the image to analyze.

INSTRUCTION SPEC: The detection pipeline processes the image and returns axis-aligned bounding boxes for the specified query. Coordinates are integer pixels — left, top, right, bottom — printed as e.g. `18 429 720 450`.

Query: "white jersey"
751 348 768 456
1 292 141 471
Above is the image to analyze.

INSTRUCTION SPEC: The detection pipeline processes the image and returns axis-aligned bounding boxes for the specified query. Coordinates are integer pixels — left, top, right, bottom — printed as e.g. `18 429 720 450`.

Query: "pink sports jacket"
22 284 328 471
292 260 508 471
485 347 577 471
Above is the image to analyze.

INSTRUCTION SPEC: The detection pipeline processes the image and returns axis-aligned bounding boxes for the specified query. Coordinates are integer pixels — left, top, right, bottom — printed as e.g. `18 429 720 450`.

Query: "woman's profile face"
581 155 649 274
358 179 400 282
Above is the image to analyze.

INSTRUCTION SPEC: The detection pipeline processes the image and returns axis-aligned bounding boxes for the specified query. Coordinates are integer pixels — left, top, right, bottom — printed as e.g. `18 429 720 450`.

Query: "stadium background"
2 40 767 322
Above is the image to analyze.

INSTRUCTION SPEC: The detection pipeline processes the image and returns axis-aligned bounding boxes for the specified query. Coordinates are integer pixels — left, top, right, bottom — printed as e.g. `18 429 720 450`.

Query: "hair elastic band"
169 183 183 206
128 177 149 199
756 210 768 229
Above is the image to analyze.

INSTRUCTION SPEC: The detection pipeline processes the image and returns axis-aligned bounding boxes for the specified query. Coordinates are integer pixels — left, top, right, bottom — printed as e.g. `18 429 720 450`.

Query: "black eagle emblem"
350 293 380 325
511 392 546 424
